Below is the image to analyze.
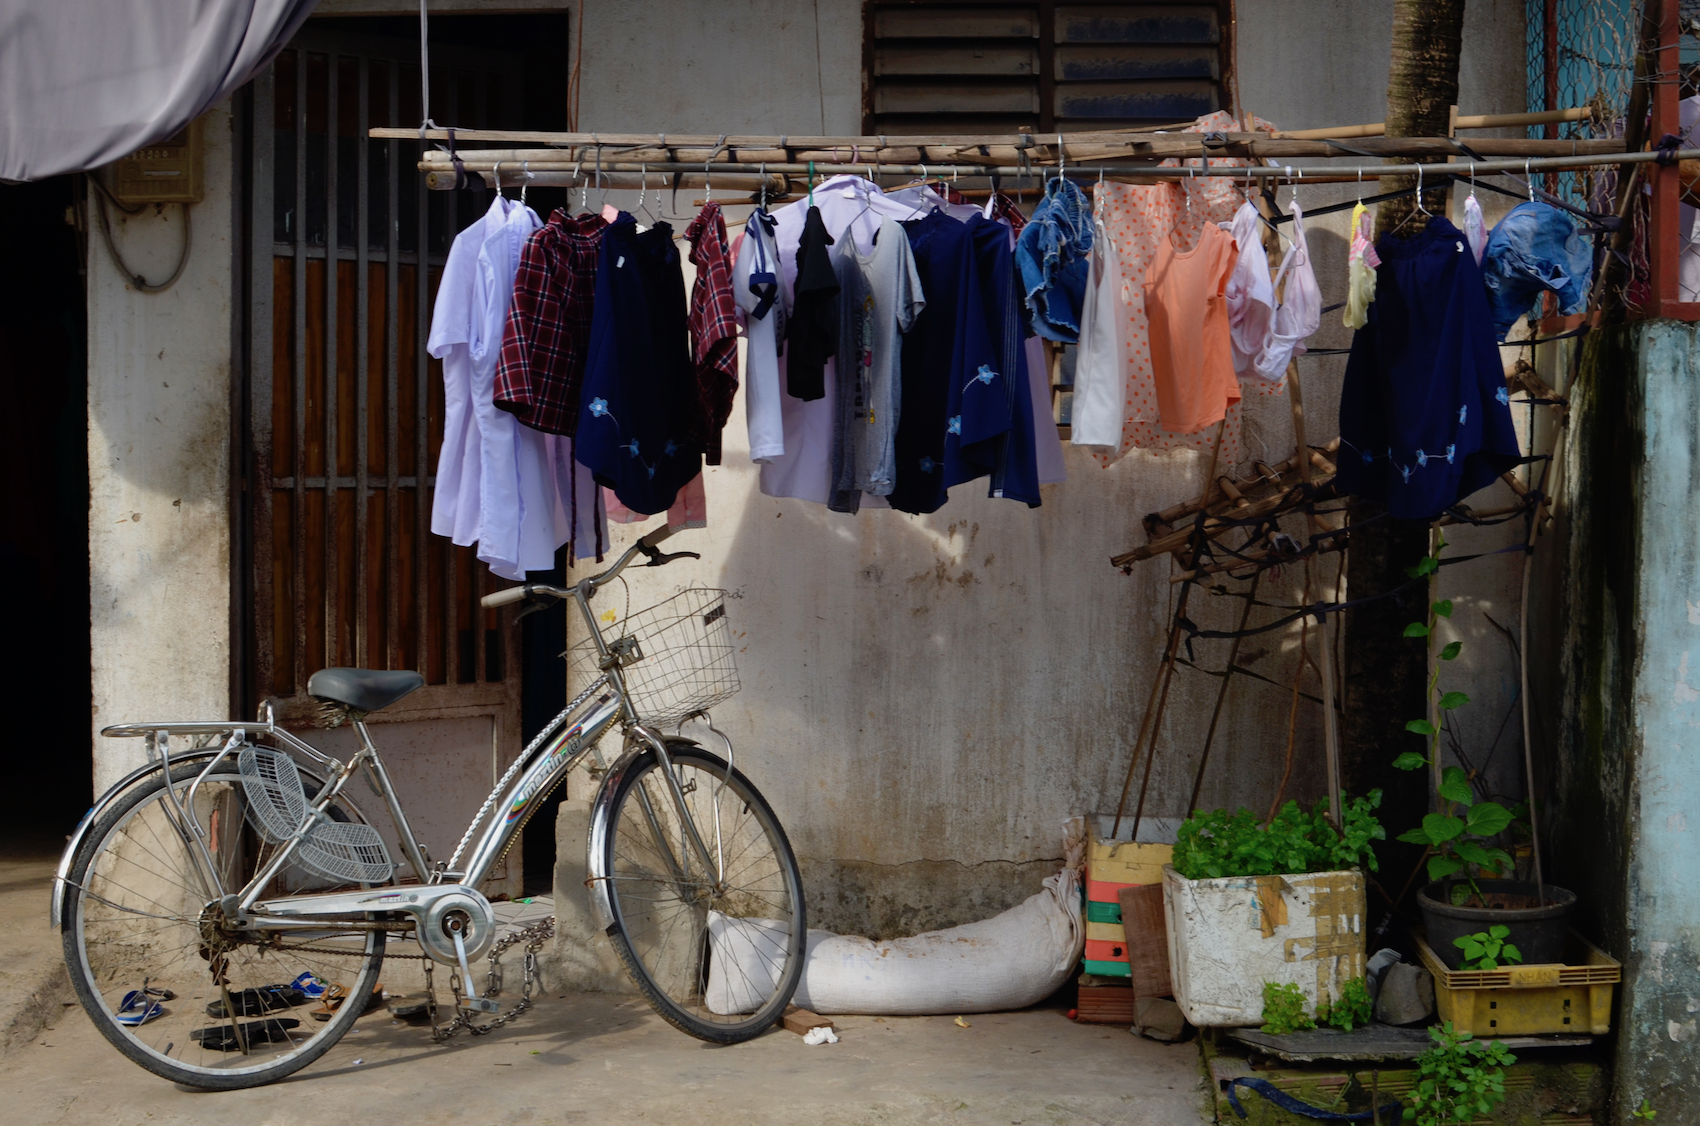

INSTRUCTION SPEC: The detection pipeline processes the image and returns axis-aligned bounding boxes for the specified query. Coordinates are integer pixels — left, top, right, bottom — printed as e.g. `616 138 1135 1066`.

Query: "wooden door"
243 28 527 891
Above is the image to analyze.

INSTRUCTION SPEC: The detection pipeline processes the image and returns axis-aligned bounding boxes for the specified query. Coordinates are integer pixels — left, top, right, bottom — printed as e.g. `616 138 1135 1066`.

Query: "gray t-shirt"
828 218 925 512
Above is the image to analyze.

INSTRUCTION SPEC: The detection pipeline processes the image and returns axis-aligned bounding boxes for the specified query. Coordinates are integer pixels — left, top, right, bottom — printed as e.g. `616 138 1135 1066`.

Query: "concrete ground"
0 854 1211 1126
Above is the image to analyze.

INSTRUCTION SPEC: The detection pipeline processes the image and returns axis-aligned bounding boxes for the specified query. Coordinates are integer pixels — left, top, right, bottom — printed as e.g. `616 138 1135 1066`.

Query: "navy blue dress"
574 214 702 515
1335 217 1520 520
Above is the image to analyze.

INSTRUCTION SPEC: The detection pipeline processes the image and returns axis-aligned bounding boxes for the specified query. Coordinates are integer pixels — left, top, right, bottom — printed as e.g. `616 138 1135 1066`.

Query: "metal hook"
492 160 506 199
1357 166 1364 202
521 160 532 207
758 162 767 210
1057 132 1065 181
705 156 713 203
1415 163 1430 215
638 163 647 213
1525 158 1535 201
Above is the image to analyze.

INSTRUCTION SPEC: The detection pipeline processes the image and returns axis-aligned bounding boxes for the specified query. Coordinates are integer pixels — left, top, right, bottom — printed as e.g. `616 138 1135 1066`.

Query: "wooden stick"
1289 365 1344 829
1186 572 1262 817
1112 420 1225 840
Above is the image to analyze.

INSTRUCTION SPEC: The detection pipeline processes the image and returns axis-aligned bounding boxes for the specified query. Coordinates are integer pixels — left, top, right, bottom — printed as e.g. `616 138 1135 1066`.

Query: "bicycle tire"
601 743 806 1042
63 760 386 1089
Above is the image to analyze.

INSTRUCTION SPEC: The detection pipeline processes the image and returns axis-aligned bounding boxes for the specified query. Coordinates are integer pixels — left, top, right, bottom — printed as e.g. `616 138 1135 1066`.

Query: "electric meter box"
111 118 204 205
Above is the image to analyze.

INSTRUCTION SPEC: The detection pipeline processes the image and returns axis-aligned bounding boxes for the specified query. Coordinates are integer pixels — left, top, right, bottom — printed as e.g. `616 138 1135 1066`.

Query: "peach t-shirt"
1142 222 1241 435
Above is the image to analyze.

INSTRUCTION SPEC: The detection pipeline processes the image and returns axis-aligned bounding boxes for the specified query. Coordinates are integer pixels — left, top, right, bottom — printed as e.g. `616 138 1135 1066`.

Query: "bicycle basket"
568 587 739 726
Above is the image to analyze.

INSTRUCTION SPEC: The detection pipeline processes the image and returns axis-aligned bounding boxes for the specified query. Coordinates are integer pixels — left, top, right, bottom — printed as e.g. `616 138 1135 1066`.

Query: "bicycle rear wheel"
601 743 805 1042
63 760 386 1089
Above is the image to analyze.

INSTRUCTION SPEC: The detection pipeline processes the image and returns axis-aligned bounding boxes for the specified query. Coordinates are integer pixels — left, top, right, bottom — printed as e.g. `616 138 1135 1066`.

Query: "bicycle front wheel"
64 761 386 1089
601 743 805 1042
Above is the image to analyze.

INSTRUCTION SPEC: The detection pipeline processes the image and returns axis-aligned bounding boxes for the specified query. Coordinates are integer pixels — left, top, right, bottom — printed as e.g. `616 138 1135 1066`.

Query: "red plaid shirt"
684 202 739 464
494 210 608 436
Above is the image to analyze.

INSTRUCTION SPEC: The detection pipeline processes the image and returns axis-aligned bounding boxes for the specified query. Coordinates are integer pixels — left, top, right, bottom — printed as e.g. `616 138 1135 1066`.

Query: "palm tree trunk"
1375 0 1468 237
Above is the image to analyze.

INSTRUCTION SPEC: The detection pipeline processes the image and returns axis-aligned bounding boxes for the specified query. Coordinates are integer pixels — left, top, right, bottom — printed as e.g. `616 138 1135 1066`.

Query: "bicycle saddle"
307 668 425 714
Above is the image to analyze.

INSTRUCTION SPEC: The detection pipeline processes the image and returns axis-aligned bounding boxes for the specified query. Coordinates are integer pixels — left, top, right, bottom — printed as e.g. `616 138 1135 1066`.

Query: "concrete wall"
554 0 1535 940
86 104 234 793
1541 323 1700 1122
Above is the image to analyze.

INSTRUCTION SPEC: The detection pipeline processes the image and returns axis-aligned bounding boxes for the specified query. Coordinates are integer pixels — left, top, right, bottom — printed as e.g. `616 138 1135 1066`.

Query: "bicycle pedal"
460 997 500 1014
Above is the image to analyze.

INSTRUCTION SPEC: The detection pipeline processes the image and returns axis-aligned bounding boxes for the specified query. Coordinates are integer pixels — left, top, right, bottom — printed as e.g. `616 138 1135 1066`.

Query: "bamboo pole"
1274 105 1596 140
421 146 1694 192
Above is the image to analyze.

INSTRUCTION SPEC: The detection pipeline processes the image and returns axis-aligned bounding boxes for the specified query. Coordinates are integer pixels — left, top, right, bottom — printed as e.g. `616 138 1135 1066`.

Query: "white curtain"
0 0 319 181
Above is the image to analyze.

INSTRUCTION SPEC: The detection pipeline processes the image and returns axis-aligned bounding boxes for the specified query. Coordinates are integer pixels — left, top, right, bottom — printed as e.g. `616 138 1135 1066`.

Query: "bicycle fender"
50 751 224 930
584 736 701 934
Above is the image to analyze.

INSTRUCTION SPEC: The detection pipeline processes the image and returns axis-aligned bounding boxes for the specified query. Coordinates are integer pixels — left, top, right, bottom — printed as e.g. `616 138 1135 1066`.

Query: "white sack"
704 866 1084 1016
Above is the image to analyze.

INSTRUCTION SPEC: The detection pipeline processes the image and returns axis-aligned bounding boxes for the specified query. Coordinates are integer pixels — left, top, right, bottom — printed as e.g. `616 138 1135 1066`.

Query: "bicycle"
52 525 806 1089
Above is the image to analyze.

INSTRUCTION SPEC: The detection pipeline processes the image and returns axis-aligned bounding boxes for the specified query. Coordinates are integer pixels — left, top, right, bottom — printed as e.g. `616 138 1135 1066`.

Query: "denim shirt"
1015 177 1094 343
1480 201 1593 340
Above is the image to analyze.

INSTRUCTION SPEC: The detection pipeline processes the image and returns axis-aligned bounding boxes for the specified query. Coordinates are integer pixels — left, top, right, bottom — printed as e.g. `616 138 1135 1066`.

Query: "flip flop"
290 972 331 1000
385 990 433 1019
308 983 348 1022
190 1018 302 1052
203 986 307 1018
115 990 167 1028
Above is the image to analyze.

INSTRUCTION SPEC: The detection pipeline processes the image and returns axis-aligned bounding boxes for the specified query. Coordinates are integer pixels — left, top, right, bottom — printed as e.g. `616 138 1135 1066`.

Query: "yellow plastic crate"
1415 929 1619 1037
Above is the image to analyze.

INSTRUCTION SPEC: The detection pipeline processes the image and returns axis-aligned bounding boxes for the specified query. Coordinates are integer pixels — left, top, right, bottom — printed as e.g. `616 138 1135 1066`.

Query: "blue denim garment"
1480 201 1593 340
1015 177 1093 343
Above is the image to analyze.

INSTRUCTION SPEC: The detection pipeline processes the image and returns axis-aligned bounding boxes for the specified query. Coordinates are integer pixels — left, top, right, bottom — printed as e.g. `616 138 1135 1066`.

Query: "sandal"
203 985 307 1018
115 989 169 1028
310 980 385 1022
308 983 348 1022
190 1018 302 1052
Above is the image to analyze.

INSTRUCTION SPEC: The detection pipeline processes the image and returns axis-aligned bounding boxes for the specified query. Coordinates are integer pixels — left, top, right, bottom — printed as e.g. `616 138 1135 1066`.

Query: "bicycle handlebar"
478 523 694 610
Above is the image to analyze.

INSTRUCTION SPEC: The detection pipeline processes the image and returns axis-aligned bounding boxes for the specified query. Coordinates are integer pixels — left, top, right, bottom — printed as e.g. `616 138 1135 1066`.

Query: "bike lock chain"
425 915 556 1041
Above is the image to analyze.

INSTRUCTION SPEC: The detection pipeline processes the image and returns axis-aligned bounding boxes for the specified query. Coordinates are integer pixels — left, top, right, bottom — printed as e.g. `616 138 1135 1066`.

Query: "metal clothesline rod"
420 148 1700 192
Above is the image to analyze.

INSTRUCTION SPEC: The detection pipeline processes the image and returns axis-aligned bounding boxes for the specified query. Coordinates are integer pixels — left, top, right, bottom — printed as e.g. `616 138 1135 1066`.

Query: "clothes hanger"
1385 162 1429 239
597 140 620 223
521 160 533 209
491 160 508 201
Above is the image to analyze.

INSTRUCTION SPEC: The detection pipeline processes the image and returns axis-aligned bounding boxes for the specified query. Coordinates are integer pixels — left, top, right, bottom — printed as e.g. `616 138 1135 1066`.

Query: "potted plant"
1163 792 1383 1026
1391 536 1575 969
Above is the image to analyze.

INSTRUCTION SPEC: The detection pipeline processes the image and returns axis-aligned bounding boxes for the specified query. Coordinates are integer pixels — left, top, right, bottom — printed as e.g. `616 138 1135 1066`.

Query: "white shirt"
429 197 606 579
733 213 789 463
1070 218 1128 453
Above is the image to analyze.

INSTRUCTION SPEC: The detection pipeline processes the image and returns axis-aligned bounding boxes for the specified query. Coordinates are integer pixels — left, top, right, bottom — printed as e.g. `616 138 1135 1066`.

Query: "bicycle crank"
251 883 498 966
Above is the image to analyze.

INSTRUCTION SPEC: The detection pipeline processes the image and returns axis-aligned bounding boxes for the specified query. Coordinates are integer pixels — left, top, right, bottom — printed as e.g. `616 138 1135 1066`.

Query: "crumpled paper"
802 1025 839 1045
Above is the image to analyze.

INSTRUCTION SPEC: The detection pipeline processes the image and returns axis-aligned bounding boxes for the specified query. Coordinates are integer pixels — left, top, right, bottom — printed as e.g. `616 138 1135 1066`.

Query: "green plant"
1259 981 1315 1034
1392 536 1517 905
1403 1022 1516 1126
1318 976 1373 1033
1632 1097 1657 1119
1452 925 1523 971
1173 791 1384 881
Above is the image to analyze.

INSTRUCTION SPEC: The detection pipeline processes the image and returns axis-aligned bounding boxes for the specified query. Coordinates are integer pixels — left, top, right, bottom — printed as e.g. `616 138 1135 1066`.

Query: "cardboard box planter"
1163 865 1367 1027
